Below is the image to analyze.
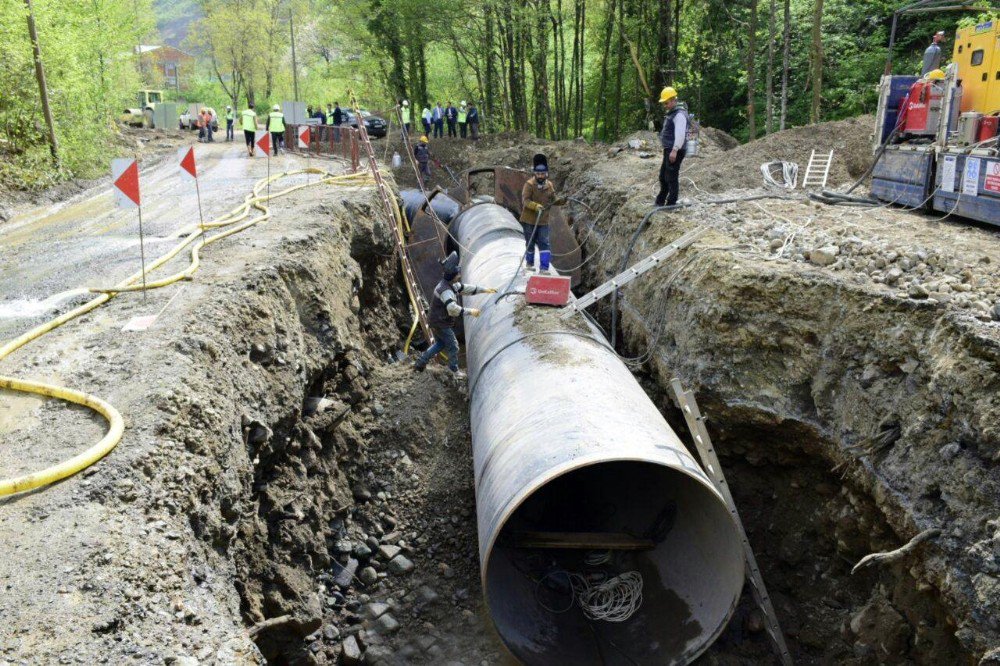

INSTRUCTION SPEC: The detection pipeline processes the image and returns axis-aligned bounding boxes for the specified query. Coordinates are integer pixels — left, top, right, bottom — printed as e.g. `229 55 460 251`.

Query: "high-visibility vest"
326 110 335 125
268 111 285 133
401 107 411 123
226 110 234 121
241 109 256 131
458 109 467 123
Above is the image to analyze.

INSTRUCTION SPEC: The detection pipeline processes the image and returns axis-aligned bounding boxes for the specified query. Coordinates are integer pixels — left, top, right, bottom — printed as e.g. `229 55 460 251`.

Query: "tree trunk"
765 0 776 133
591 0 615 139
747 0 759 140
780 0 791 130
24 0 58 163
809 0 824 124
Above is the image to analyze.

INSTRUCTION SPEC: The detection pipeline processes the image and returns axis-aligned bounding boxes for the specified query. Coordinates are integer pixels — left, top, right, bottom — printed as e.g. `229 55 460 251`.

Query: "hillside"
153 0 200 49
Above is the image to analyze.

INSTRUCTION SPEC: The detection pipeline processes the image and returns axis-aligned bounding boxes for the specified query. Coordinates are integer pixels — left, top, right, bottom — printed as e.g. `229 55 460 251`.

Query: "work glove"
467 308 482 317
525 201 541 212
481 287 498 294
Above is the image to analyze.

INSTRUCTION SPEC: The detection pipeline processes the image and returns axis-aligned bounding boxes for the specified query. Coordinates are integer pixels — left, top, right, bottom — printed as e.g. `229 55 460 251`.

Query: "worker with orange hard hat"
655 86 688 207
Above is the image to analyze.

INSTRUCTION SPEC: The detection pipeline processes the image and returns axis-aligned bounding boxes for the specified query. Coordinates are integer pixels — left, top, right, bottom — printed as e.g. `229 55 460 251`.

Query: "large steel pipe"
455 203 746 665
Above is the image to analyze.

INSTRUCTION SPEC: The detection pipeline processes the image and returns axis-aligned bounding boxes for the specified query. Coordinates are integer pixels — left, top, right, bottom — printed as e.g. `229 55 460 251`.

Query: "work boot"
539 251 551 272
451 369 467 380
525 251 535 271
412 361 426 373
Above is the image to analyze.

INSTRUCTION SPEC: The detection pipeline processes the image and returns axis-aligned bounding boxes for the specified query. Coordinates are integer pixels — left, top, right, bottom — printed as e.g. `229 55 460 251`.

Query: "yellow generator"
953 19 1000 114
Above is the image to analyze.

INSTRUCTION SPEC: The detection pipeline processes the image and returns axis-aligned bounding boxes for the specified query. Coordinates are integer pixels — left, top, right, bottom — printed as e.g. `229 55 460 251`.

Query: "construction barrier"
285 124 361 171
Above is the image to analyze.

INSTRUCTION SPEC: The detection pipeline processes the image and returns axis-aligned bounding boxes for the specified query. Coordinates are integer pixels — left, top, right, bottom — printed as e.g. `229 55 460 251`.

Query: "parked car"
179 105 219 131
343 110 387 138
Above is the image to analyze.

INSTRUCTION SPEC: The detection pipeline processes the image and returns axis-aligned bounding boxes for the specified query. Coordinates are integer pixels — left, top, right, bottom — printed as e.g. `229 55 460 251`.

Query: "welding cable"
0 168 371 497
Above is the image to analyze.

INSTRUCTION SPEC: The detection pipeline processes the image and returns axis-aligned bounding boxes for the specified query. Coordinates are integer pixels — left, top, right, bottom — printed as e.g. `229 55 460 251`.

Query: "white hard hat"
273 104 280 111
461 100 466 106
402 100 409 106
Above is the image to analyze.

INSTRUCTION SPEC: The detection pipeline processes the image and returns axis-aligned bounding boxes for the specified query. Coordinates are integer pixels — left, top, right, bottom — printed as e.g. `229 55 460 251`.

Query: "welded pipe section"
400 189 461 225
455 203 746 665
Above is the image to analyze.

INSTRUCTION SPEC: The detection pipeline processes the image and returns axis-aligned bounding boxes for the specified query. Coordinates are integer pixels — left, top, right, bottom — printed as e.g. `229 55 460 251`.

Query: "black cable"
494 215 541 304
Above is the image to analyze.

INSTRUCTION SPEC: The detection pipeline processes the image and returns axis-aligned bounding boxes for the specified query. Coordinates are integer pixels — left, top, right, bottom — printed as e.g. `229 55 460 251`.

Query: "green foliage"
0 0 156 186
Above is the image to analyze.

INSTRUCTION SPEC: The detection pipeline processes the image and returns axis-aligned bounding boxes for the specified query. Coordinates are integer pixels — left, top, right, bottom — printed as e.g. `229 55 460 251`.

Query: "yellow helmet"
420 135 429 143
658 86 678 103
926 69 946 80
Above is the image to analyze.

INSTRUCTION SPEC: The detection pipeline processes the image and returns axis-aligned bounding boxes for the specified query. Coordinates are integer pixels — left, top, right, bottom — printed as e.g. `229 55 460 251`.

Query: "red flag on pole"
298 125 310 149
111 158 141 208
256 130 271 156
178 147 197 180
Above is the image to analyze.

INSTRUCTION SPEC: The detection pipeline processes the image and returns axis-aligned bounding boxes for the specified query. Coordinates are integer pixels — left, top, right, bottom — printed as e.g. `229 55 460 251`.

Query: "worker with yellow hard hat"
415 135 433 181
655 86 688 207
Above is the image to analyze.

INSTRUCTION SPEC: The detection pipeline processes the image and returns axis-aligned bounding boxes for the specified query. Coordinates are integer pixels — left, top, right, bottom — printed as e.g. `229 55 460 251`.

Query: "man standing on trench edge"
414 252 496 380
655 86 688 207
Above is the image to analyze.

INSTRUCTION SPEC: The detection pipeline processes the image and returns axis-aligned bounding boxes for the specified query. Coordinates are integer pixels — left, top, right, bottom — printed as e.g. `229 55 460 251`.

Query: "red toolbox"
525 275 571 306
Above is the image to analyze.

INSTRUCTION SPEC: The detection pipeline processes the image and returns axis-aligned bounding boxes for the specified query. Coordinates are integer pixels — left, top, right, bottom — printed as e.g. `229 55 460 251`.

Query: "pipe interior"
485 461 744 665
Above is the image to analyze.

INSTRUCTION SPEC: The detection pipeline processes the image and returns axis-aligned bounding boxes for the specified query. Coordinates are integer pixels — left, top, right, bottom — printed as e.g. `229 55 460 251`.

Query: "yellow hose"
0 166 373 496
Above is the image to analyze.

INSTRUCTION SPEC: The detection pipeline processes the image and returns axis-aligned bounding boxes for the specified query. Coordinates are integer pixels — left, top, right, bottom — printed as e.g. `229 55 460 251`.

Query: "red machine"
978 115 999 143
900 79 945 135
525 275 571 306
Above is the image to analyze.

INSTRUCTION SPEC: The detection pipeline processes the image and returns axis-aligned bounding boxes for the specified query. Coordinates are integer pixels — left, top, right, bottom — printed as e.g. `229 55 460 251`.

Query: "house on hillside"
136 45 194 91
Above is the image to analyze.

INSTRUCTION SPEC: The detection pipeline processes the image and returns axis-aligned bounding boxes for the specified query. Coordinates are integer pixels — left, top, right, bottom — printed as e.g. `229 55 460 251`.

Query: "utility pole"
289 6 299 101
24 0 59 164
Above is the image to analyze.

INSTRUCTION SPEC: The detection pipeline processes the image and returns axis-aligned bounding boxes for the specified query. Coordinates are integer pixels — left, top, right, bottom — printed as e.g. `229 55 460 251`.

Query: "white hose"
761 161 799 189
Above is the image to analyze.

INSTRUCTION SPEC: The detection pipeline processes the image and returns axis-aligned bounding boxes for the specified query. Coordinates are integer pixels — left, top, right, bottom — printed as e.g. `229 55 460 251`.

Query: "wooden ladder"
802 149 834 189
669 378 794 666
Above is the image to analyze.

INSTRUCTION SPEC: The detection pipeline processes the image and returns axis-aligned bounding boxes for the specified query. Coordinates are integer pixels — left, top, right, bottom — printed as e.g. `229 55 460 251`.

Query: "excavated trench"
565 188 997 663
147 163 995 665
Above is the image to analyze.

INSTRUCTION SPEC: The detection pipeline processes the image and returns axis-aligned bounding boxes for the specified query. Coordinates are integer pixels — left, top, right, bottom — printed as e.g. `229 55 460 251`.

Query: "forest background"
0 0 987 187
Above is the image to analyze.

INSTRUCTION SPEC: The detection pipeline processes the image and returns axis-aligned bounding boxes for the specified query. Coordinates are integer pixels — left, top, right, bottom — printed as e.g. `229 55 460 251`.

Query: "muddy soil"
3 112 1000 666
0 127 193 225
542 128 1000 663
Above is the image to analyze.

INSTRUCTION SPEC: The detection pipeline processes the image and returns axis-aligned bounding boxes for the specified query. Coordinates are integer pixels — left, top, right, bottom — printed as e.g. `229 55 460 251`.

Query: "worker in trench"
413 251 497 379
520 154 567 272
414 135 433 182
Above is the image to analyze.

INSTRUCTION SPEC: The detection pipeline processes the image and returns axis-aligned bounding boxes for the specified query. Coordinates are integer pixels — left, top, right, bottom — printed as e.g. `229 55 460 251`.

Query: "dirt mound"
686 115 876 192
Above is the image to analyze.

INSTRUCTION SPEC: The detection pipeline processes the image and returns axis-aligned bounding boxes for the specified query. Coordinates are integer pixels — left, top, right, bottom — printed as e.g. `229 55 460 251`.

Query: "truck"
871 6 1000 228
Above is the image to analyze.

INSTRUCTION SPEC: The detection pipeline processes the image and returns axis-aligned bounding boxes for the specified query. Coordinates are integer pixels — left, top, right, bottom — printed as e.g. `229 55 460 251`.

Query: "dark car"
343 110 387 138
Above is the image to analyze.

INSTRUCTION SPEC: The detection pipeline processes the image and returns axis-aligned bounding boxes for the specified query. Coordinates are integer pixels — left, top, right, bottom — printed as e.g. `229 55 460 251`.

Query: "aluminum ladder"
802 149 834 189
669 378 794 666
559 227 708 319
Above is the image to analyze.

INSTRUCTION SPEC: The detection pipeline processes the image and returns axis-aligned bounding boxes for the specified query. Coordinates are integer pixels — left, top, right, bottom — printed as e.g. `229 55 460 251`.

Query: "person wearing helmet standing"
225 105 235 142
400 99 411 135
414 135 433 181
520 154 567 273
241 104 258 157
922 31 946 76
655 87 688 207
413 251 496 379
268 104 285 156
457 101 468 138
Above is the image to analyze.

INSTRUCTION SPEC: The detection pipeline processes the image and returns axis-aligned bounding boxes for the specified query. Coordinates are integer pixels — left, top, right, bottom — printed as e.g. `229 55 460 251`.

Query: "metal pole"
136 203 148 303
884 11 899 75
24 0 58 164
289 7 299 102
194 175 205 232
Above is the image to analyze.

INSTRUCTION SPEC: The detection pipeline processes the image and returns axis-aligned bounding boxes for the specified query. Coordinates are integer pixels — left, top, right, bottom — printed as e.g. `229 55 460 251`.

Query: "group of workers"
233 103 287 157
398 100 480 140
414 153 567 378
